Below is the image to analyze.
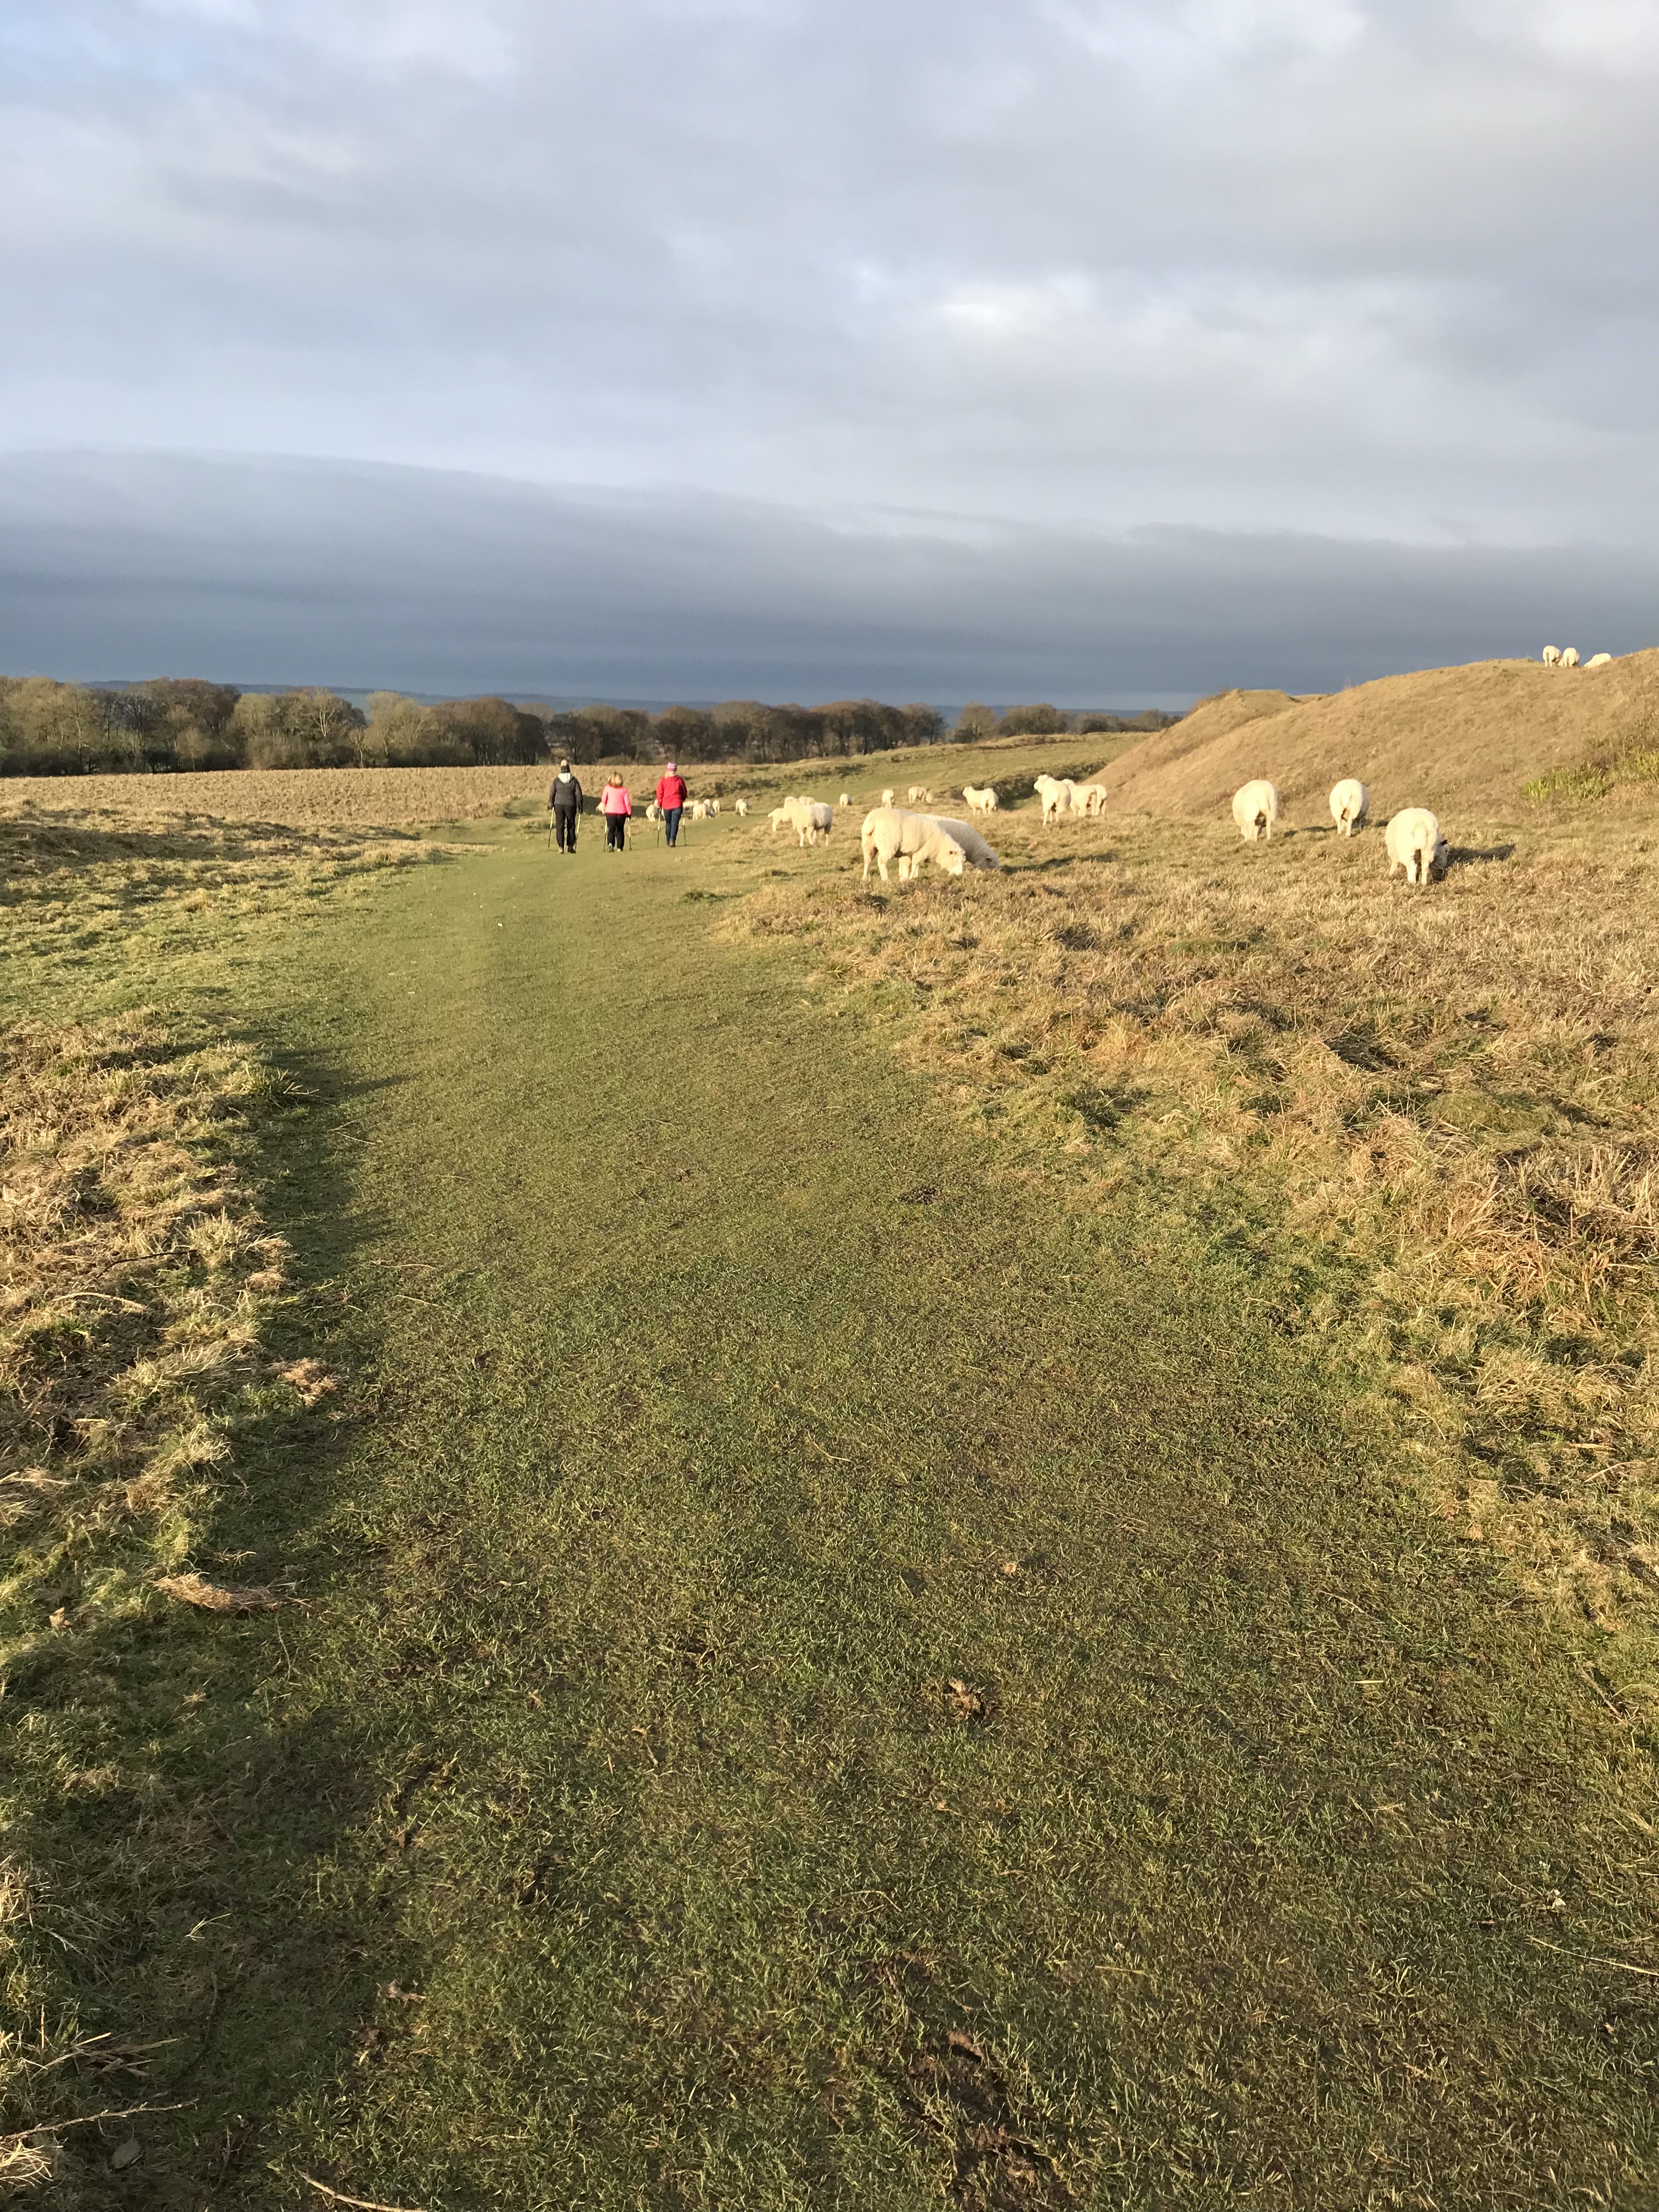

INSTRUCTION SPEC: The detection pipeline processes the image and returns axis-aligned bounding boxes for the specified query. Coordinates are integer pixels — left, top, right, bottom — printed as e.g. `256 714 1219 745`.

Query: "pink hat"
667 760 677 772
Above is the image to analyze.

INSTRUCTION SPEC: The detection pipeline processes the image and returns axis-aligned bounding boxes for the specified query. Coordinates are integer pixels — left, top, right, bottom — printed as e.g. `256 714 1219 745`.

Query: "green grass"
5 813 1659 2207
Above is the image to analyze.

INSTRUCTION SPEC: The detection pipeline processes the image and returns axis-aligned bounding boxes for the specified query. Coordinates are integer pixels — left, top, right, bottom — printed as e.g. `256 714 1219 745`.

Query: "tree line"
0 676 1176 776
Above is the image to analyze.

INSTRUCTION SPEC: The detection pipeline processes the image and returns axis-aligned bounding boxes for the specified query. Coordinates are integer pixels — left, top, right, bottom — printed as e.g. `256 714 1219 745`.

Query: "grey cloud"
3 449 1652 704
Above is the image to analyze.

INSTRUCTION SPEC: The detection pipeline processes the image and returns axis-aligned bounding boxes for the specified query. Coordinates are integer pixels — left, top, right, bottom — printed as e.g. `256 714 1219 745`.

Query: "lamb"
1033 774 1077 823
768 805 791 834
1232 780 1280 843
962 785 1000 813
1542 645 1562 667
1385 806 1449 886
1561 647 1581 668
734 798 749 816
881 788 896 806
860 806 1000 884
1587 652 1613 668
1329 777 1370 837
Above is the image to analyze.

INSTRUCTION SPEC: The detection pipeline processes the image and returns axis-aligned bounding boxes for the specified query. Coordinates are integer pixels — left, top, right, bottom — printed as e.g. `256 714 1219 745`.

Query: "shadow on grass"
12 1035 402 2205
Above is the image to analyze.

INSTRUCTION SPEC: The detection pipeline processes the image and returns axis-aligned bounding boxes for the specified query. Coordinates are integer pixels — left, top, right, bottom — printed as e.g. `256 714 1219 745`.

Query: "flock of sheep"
1231 777 1448 885
1541 646 1613 668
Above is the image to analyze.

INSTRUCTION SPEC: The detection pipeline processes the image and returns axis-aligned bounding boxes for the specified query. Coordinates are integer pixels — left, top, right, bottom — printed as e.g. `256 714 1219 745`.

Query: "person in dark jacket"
656 761 689 847
549 760 584 853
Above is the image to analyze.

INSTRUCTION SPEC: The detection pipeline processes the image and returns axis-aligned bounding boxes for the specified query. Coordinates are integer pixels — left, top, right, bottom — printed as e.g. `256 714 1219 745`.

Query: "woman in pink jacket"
597 771 633 853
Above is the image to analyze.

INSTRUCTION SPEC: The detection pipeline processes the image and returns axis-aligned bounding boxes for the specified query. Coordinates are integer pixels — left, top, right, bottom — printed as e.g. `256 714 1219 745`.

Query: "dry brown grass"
1105 649 1659 822
724 797 1659 1627
0 1017 306 2179
0 764 555 827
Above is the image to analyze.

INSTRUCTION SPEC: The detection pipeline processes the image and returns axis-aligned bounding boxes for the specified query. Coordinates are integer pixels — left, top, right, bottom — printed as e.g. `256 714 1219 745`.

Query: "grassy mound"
1102 652 1659 824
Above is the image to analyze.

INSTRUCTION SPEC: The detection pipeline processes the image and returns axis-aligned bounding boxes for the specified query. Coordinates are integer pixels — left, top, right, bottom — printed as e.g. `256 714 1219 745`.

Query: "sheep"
1033 774 1077 824
768 805 791 834
838 792 852 808
907 784 927 803
1075 783 1109 815
645 800 662 823
1542 645 1562 667
881 788 896 806
708 797 722 814
1561 647 1581 668
1329 777 1370 837
1587 652 1613 668
962 784 1000 813
784 796 833 847
1385 806 1449 886
1232 780 1280 843
734 798 749 817
860 806 1000 884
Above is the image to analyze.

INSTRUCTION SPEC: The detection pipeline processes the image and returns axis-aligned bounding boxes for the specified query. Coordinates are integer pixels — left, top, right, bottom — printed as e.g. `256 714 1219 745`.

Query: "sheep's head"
936 836 968 876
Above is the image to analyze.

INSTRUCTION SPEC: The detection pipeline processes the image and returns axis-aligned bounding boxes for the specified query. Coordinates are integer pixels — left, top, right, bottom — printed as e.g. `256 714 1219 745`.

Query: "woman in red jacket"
598 771 633 853
656 761 689 847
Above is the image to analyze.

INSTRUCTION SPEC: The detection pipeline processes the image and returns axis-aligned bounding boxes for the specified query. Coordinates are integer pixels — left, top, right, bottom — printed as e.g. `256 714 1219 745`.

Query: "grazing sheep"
907 784 927 803
1587 652 1613 668
1329 777 1370 837
839 792 852 808
1542 645 1562 667
784 796 833 847
1232 780 1280 843
881 788 896 806
860 806 998 883
1075 783 1109 815
962 784 1000 813
1561 647 1581 667
769 805 791 834
1385 806 1449 886
1033 774 1077 824
708 797 722 815
645 800 662 823
734 798 749 816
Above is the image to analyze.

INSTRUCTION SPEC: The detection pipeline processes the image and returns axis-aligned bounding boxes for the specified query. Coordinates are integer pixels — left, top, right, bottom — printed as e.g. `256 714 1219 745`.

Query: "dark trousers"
605 813 627 850
663 806 684 845
554 806 578 851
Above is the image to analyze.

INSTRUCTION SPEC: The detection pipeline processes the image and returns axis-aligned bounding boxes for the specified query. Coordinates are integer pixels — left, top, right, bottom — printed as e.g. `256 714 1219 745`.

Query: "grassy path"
31 823 1659 2205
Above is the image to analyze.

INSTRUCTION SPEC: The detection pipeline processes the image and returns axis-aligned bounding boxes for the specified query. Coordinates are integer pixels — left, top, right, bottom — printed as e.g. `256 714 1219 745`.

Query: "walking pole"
546 808 554 853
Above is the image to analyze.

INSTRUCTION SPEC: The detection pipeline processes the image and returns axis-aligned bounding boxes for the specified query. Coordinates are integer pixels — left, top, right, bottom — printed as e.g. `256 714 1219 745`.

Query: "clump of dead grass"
1 1015 304 2177
725 803 1659 1626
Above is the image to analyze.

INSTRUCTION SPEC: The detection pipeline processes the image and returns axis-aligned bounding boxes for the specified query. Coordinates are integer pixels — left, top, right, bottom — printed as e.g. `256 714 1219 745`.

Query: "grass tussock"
724 802 1659 1627
1 1017 302 2182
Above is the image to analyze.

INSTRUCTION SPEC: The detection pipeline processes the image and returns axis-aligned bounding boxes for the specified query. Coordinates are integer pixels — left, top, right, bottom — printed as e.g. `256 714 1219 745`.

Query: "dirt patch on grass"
724 799 1659 1629
1104 650 1659 823
1 1017 304 2182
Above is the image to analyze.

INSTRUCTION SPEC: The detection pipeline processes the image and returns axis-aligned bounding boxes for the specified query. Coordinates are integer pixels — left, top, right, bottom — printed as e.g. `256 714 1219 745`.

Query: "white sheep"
1033 774 1077 824
962 785 1000 813
768 805 791 834
734 798 749 817
1329 778 1370 837
709 797 722 814
838 792 852 808
1587 652 1613 668
881 787 896 806
860 806 1000 884
645 800 662 822
784 796 833 847
1075 783 1109 815
1542 645 1562 667
907 784 927 803
1232 780 1280 843
1561 647 1581 668
1385 806 1449 886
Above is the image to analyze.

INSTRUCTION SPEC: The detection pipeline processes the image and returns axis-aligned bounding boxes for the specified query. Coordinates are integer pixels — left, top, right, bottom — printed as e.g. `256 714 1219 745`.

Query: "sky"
3 0 1657 703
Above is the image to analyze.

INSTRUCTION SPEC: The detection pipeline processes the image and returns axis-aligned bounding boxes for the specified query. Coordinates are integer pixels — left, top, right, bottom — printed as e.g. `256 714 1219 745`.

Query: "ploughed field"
4 764 1658 2209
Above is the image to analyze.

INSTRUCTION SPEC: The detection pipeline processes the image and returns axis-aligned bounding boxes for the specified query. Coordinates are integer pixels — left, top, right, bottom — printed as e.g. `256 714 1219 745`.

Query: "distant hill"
1098 654 1659 823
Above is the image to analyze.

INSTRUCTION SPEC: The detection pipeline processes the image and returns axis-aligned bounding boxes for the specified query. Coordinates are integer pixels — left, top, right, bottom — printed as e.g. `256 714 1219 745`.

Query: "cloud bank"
3 1 1657 694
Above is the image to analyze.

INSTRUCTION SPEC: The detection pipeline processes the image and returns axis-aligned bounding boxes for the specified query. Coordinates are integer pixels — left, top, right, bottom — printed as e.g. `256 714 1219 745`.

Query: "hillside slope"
1103 653 1659 823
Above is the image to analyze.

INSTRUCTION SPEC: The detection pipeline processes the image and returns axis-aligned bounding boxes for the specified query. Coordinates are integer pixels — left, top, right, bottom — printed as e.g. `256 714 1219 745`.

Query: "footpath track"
156 827 1656 2204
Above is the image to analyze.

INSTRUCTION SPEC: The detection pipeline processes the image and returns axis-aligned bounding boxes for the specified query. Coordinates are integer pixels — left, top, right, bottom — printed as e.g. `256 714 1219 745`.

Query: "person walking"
548 758 584 854
656 760 689 848
598 770 633 853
